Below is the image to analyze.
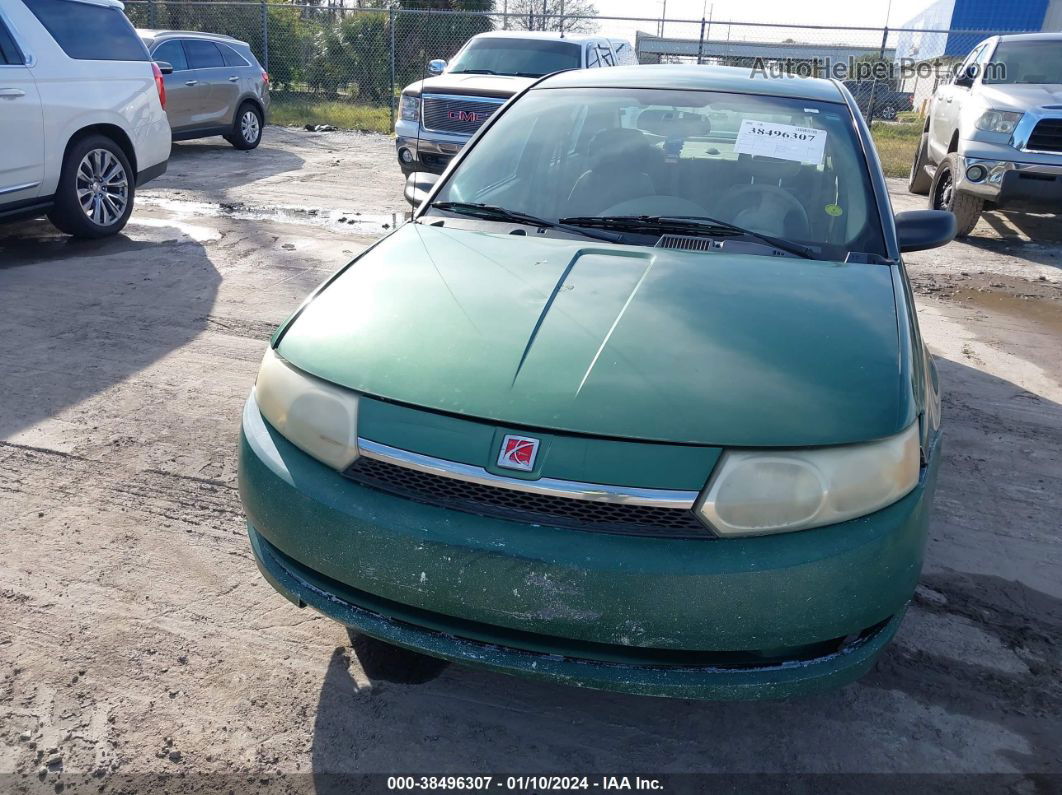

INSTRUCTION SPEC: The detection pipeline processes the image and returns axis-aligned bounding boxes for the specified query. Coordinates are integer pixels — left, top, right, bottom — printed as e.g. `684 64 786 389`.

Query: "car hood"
404 73 536 99
977 83 1062 112
277 224 910 447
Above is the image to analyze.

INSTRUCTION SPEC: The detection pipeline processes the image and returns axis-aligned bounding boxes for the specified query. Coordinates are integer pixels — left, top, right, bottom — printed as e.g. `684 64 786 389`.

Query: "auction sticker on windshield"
734 120 827 165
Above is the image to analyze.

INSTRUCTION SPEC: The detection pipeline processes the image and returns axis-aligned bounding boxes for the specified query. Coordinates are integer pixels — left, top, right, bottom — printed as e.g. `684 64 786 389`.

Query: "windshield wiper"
558 214 817 260
428 202 621 243
450 69 497 75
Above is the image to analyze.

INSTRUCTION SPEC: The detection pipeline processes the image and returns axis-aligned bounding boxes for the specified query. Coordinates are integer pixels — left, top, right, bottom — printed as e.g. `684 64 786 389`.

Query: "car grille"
1027 118 1062 153
422 96 503 135
342 456 711 538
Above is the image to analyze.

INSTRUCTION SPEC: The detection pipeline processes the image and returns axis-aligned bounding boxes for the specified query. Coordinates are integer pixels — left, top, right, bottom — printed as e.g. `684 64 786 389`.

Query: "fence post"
147 0 156 29
389 5 396 133
697 17 706 64
261 0 269 74
866 25 888 123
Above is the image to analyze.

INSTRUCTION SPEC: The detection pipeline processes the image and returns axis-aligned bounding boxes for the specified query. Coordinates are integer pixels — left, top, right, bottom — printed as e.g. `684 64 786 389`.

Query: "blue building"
895 0 1060 63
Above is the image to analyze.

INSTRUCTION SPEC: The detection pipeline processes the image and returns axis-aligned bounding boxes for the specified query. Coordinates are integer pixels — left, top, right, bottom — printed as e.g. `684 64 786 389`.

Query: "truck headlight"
399 94 420 122
254 348 360 470
974 109 1022 134
696 423 920 537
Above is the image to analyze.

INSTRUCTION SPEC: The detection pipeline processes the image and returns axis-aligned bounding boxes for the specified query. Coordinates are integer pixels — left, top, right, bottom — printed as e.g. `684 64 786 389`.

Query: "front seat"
566 128 656 216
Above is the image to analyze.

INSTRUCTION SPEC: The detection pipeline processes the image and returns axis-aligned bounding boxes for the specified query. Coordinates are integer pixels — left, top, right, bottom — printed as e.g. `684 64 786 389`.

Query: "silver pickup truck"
909 32 1062 236
395 31 636 176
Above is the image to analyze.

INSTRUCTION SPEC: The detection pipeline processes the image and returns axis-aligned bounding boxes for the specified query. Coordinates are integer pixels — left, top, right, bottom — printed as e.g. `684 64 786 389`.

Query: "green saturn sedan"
238 65 956 700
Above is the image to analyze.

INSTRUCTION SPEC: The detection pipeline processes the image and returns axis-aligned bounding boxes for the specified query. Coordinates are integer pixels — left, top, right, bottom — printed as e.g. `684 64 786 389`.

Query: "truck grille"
1027 119 1062 153
422 95 503 135
343 456 710 539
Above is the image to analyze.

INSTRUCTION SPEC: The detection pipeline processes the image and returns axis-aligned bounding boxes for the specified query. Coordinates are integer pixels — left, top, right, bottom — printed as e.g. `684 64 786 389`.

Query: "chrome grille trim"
421 94 505 135
355 438 698 509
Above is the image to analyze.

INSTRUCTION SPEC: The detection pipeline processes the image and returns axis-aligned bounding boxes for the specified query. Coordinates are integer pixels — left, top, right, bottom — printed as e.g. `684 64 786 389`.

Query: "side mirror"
156 61 174 75
895 210 956 253
427 59 447 76
954 64 977 87
405 171 440 208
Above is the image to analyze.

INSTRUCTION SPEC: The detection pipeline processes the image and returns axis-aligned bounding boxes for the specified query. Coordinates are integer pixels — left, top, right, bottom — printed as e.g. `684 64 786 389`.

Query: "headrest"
589 128 654 168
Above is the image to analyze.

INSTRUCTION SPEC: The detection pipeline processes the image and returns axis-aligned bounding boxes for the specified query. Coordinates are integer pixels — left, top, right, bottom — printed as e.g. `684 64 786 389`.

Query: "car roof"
137 29 247 47
995 31 1062 43
471 31 617 44
69 0 125 8
536 64 847 103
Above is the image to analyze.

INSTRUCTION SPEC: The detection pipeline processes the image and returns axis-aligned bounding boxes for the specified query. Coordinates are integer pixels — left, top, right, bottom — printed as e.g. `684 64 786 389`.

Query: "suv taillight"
262 70 270 86
152 62 166 110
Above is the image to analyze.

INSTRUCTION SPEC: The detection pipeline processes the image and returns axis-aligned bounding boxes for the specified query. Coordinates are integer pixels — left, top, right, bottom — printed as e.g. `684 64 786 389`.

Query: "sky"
588 0 937 44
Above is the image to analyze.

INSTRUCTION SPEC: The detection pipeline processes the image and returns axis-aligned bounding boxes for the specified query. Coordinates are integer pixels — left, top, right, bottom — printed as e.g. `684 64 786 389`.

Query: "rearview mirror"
954 64 977 87
895 210 956 253
156 61 174 75
427 59 447 76
405 171 440 209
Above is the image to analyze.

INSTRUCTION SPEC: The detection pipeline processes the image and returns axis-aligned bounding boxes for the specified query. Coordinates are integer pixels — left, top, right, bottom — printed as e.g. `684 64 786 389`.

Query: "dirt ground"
1 128 1059 791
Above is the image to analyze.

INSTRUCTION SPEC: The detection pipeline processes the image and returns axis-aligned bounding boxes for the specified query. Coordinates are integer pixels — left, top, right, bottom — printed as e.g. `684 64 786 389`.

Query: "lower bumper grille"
342 455 709 538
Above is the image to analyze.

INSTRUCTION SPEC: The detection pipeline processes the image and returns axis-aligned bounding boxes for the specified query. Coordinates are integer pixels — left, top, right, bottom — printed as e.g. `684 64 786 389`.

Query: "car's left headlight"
975 109 1023 134
254 347 360 470
696 423 920 537
399 93 420 123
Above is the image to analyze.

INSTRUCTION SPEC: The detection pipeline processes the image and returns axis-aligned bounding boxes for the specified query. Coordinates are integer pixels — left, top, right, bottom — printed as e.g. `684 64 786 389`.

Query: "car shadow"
0 220 221 441
963 210 1062 268
307 355 1061 779
156 135 306 195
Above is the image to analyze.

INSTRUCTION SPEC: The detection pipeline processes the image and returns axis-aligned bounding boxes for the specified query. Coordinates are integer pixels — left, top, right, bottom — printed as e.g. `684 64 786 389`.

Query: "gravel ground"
1 128 1059 792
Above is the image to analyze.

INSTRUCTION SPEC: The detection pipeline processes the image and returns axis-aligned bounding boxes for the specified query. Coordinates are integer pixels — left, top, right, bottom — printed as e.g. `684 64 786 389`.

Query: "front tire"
879 103 898 120
227 103 263 150
908 133 933 195
930 152 983 237
47 135 135 239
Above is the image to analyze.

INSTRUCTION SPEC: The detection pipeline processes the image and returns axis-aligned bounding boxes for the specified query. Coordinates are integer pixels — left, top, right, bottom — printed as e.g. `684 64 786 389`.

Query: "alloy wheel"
934 168 954 210
77 149 129 227
241 110 261 144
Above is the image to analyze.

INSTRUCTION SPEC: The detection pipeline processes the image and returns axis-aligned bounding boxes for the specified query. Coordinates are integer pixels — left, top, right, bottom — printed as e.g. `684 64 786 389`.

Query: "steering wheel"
724 184 811 240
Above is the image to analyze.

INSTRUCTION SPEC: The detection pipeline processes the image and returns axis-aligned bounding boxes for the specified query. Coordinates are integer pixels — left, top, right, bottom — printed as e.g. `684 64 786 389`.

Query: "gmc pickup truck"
395 31 636 175
909 32 1062 236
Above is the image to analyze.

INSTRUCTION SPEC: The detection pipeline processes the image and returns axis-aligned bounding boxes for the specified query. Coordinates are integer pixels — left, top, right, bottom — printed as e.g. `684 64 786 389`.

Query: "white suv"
0 0 170 238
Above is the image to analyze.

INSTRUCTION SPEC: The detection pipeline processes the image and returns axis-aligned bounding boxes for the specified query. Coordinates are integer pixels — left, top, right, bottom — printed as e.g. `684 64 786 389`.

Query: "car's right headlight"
399 93 420 123
254 348 360 471
974 109 1023 134
696 423 920 537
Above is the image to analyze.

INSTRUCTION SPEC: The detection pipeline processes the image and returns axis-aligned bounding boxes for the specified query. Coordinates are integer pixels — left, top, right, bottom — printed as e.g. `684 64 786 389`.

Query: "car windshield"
447 38 582 77
430 87 886 259
983 40 1062 84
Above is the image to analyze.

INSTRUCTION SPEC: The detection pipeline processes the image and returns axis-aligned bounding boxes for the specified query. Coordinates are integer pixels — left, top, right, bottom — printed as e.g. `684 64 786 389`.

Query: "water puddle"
139 196 408 237
952 288 1062 338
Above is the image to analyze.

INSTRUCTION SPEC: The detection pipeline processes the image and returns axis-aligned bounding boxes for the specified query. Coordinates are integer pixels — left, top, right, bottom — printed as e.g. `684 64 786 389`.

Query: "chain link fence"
123 2 1040 130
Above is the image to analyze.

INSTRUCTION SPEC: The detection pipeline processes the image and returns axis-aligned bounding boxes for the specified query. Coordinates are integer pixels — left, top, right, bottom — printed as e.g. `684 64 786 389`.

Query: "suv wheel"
879 103 898 120
930 152 983 237
227 103 263 150
48 135 135 239
908 133 933 195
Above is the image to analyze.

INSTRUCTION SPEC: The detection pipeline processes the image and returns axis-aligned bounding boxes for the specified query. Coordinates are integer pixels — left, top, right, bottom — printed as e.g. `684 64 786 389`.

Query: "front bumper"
395 123 469 175
956 154 1062 209
238 397 940 700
